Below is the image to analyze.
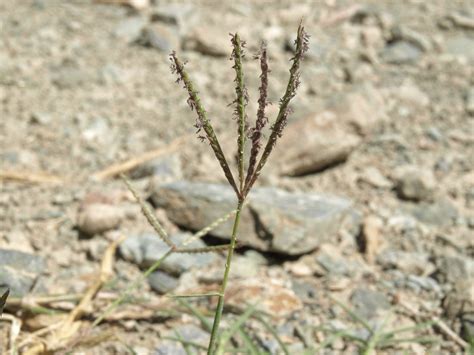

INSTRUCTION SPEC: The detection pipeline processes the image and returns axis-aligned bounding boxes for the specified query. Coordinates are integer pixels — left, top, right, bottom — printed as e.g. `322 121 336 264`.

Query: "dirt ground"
1 0 473 354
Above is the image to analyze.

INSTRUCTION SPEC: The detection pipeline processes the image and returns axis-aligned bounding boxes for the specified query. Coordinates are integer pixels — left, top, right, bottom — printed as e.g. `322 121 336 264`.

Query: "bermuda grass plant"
103 23 309 354
168 23 309 354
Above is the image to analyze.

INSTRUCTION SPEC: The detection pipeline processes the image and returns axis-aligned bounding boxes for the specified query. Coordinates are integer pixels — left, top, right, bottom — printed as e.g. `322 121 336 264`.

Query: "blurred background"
1 0 473 353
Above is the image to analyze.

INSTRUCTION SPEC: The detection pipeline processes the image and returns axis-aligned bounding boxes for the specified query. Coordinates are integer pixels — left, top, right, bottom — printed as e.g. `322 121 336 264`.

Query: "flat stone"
0 249 45 297
151 182 355 255
325 83 388 135
435 255 474 285
381 40 423 64
136 24 180 52
76 203 124 236
147 271 179 294
405 199 458 227
113 16 147 42
350 288 391 319
275 115 361 176
394 166 436 202
120 232 218 275
445 36 474 60
182 26 229 57
377 250 434 276
225 277 303 318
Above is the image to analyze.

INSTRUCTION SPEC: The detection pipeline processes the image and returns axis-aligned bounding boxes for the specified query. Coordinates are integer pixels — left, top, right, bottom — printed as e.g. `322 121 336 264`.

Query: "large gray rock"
0 249 45 297
151 182 355 255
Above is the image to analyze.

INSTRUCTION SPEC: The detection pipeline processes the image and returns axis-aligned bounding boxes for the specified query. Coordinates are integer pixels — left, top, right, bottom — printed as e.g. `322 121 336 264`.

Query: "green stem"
207 199 244 354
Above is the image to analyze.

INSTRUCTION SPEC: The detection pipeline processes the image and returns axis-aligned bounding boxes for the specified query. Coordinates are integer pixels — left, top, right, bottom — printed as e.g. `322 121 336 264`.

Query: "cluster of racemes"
170 24 309 202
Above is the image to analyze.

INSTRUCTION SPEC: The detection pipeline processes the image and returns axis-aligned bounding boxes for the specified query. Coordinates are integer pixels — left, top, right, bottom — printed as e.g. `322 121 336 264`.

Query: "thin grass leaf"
174 330 193 355
381 320 435 338
243 23 309 197
177 299 213 333
170 52 239 197
230 33 249 193
217 303 260 354
255 315 290 355
122 175 175 248
246 41 269 189
92 249 173 327
331 297 373 333
238 327 260 355
315 330 348 350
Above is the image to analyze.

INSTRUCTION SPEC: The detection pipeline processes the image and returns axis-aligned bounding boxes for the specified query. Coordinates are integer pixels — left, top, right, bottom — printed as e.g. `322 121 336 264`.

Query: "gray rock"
174 324 208 346
466 86 474 115
358 166 392 189
130 154 182 181
52 61 90 89
377 250 434 275
136 25 179 52
182 26 229 57
147 271 179 294
316 253 353 276
445 36 474 60
350 288 391 319
435 255 474 285
154 342 187 355
230 250 267 279
155 324 208 355
405 275 442 295
406 199 458 227
76 203 124 236
0 249 45 297
150 4 197 31
391 26 432 52
151 182 354 255
275 115 361 176
113 16 147 42
381 41 423 64
30 112 52 125
120 232 218 275
394 166 436 202
99 64 126 85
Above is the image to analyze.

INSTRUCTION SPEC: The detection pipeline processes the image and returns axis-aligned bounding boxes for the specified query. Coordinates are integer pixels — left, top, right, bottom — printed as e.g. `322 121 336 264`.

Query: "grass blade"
255 315 290 355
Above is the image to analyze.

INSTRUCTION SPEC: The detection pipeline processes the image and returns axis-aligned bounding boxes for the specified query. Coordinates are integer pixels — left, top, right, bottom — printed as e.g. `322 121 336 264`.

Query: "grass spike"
246 41 269 188
243 23 309 197
230 33 249 193
170 52 240 198
121 174 175 248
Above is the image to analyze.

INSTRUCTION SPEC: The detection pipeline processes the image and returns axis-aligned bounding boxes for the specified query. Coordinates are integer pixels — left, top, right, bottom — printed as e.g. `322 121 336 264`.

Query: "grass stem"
207 199 244 354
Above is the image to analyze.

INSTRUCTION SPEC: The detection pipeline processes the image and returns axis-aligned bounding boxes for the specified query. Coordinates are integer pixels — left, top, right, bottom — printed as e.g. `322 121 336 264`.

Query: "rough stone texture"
326 83 388 136
225 277 303 318
394 166 436 202
151 182 355 255
381 40 423 64
76 203 124 236
350 288 391 319
275 113 361 176
119 232 218 275
405 199 458 227
147 270 179 294
0 249 45 297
